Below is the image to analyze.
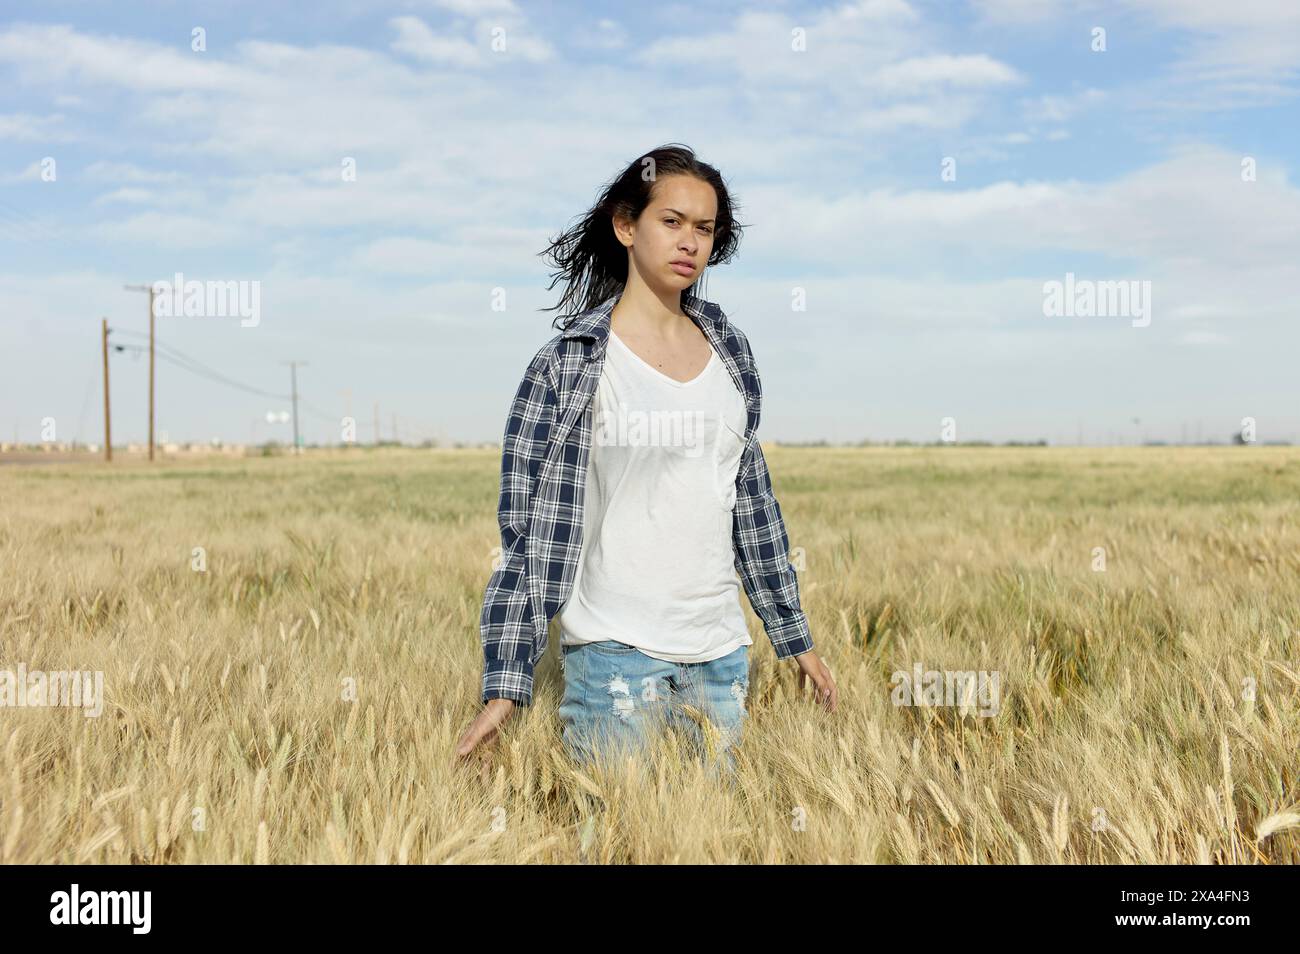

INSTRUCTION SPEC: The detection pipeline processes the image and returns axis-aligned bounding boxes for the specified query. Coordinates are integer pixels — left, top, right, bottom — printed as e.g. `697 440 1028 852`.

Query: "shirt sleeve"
730 344 814 660
480 347 557 706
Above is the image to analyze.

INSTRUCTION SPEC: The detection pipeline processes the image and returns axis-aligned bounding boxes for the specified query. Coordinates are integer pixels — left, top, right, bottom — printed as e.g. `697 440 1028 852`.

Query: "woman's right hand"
453 699 516 767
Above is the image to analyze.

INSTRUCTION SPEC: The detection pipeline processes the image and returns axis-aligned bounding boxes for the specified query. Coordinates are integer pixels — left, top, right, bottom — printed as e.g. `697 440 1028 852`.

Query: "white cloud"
968 0 1064 22
632 6 1020 136
428 0 522 16
87 211 246 247
637 4 930 84
1020 88 1106 123
871 54 1022 93
779 145 1295 264
389 11 554 65
0 111 72 141
389 16 481 66
730 144 1300 341
83 162 187 184
576 18 628 50
0 22 251 92
351 229 548 276
970 0 1300 106
91 187 155 205
0 160 48 184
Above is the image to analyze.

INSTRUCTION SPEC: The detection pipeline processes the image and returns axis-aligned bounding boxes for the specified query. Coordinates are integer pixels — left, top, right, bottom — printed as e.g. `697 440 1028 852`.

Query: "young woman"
455 144 837 775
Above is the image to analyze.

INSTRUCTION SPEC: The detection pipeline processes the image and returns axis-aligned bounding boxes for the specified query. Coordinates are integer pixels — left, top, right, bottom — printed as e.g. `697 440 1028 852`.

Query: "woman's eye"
665 217 711 234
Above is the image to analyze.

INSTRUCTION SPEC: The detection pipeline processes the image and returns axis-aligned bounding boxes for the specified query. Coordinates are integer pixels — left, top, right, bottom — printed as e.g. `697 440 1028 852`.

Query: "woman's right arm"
478 346 558 707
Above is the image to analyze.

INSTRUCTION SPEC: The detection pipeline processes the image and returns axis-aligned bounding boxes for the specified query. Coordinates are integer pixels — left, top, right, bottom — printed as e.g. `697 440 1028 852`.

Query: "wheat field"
1 445 1297 864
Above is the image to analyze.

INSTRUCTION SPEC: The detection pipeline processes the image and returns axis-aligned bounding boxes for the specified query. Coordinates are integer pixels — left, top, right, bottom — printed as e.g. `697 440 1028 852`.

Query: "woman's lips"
670 261 695 275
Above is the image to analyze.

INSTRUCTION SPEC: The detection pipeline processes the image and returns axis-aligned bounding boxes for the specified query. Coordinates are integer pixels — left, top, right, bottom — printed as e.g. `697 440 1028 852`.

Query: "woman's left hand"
794 651 837 712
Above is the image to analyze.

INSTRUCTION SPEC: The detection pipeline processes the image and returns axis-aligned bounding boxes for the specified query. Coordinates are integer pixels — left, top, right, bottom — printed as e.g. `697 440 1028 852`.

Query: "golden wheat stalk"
1255 811 1300 842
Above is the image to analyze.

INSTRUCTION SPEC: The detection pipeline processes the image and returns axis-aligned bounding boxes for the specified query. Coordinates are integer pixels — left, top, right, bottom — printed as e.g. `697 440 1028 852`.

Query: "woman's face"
617 174 717 294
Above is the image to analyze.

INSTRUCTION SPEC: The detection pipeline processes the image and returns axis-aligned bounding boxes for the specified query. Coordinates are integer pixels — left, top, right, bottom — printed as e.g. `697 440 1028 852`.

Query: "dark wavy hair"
537 143 747 330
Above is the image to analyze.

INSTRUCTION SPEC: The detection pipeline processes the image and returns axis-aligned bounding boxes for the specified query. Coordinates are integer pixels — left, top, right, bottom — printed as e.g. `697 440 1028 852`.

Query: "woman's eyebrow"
662 207 715 224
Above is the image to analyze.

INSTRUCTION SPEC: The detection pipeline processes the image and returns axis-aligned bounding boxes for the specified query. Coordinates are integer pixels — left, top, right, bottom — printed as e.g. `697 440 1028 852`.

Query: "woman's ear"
611 211 633 249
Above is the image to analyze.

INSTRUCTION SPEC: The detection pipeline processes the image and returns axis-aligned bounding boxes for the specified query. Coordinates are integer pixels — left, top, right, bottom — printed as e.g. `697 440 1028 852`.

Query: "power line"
112 331 290 401
108 334 443 445
111 342 283 402
112 340 361 434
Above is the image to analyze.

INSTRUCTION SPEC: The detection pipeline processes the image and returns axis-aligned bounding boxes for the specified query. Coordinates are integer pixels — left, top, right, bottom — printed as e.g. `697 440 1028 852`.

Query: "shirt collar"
560 290 722 342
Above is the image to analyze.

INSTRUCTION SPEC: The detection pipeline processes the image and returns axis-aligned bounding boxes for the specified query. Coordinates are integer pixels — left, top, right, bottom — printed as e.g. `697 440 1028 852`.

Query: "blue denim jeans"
558 640 750 777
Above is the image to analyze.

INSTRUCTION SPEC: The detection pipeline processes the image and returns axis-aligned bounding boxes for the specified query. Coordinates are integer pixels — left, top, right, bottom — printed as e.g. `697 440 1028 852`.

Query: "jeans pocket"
587 639 640 655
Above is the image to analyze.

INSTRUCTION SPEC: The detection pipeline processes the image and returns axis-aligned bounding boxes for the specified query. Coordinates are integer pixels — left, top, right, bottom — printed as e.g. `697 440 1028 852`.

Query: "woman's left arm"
732 437 814 659
730 330 838 711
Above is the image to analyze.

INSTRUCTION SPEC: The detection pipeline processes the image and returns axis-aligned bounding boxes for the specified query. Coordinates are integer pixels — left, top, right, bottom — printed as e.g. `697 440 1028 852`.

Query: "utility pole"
123 283 157 461
392 412 398 446
101 318 112 462
374 402 381 447
283 361 307 454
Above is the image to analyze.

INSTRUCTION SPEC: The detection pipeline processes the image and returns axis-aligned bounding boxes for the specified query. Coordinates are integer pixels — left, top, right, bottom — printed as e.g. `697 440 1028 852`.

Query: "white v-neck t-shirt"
556 327 754 662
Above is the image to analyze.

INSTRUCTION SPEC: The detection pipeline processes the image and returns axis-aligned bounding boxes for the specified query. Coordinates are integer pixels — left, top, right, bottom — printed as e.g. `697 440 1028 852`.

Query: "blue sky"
2 0 1298 446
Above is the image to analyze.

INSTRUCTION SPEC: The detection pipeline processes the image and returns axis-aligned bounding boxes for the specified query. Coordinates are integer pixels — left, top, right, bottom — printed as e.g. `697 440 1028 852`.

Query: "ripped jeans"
558 640 750 777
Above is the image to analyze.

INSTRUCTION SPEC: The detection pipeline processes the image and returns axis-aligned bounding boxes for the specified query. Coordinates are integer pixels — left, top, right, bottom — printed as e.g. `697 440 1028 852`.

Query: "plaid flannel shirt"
480 291 813 706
